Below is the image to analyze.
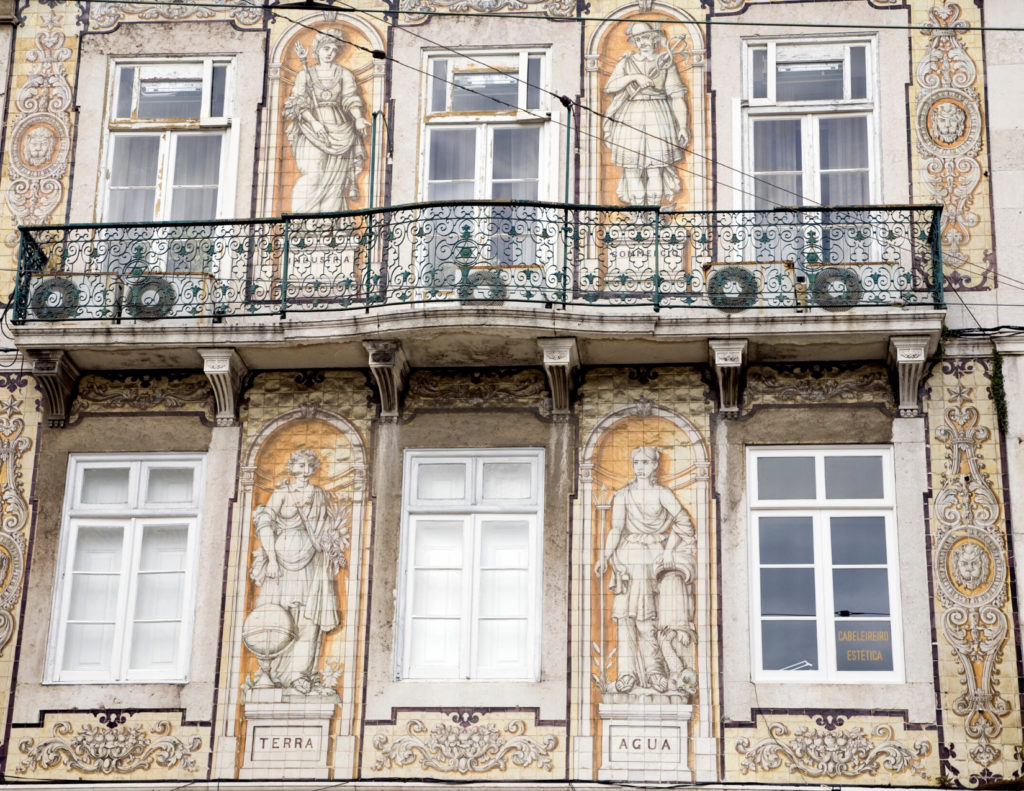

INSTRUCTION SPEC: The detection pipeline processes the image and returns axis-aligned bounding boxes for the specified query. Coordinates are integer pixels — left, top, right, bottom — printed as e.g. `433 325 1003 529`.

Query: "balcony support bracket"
709 339 748 416
30 350 79 428
199 348 249 427
364 340 409 422
889 335 930 417
539 337 579 419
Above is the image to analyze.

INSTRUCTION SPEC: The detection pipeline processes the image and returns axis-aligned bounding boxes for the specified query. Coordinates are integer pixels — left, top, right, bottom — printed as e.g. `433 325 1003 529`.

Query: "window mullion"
111 518 138 682
464 515 478 679
766 42 777 101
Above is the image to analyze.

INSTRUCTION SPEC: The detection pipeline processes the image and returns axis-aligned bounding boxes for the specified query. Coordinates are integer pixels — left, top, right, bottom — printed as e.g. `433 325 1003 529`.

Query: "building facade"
0 0 1021 786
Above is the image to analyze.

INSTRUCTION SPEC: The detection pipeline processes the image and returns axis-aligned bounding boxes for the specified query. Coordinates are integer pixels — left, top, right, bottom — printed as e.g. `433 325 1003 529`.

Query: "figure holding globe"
242 449 350 697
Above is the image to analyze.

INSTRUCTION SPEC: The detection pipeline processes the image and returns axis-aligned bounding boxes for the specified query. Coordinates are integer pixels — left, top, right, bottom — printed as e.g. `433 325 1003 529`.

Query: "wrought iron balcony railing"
13 202 943 324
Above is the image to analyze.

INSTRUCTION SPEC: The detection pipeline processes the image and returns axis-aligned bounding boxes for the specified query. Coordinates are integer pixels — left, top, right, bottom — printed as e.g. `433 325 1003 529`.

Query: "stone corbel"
364 339 409 421
199 348 248 426
889 336 930 417
538 337 579 417
30 350 79 428
709 339 748 415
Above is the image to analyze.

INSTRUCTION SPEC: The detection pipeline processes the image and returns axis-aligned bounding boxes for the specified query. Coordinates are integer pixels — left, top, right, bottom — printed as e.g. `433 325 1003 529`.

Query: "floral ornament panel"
736 722 931 780
69 374 214 422
0 383 31 658
931 385 1013 768
915 2 989 287
14 714 205 780
369 712 560 777
87 0 263 30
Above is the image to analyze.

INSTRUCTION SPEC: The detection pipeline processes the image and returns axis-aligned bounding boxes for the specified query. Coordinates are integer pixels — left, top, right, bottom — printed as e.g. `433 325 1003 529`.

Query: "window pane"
110 137 160 187
129 621 180 669
480 519 529 566
756 456 815 500
760 567 816 616
526 57 541 109
137 79 203 119
173 135 222 186
833 568 890 616
452 70 517 112
428 181 475 201
761 620 818 670
759 516 813 564
850 46 867 99
819 117 868 170
146 469 195 505
476 618 526 670
210 64 227 116
481 463 533 501
776 60 843 101
820 171 868 206
428 129 476 183
63 623 114 672
753 174 803 209
479 570 528 616
430 59 448 113
824 455 883 499
492 128 539 180
134 572 185 619
835 618 892 671
416 464 467 501
753 119 802 171
73 526 124 569
107 189 156 223
68 573 121 620
413 521 463 566
411 569 461 617
139 525 188 569
831 516 887 564
751 48 767 99
409 619 459 670
116 66 136 118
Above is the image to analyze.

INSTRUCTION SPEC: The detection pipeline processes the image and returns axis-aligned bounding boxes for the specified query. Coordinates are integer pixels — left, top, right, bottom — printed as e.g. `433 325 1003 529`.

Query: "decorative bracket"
538 337 579 418
198 348 248 426
30 350 79 428
888 336 930 417
709 339 748 415
364 339 409 421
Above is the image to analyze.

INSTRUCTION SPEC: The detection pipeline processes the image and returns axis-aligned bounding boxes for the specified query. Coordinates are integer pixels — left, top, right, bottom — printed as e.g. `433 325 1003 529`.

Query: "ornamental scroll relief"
0 385 32 657
915 2 987 285
17 718 202 776
88 0 263 30
736 722 930 779
4 12 73 247
399 0 575 23
932 385 1011 767
372 715 558 774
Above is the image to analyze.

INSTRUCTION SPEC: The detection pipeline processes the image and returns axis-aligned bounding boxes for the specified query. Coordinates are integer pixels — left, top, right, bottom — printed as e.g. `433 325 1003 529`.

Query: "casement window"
748 447 903 683
104 59 234 225
399 449 543 681
420 51 552 284
48 455 205 683
744 39 877 209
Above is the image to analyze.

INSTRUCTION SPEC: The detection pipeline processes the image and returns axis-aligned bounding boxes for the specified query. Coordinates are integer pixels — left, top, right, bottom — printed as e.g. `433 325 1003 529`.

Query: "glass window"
400 449 543 681
49 454 205 683
749 447 901 682
106 59 232 225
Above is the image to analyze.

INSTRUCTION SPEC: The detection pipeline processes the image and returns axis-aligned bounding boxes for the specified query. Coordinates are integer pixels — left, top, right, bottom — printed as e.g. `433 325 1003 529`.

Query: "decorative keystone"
709 339 748 415
199 348 248 426
364 339 409 421
538 337 579 417
889 336 931 417
30 350 79 428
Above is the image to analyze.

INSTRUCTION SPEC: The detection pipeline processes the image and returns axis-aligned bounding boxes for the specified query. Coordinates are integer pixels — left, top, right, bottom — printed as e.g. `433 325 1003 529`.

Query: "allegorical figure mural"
243 449 350 696
284 32 370 213
595 446 696 695
603 21 690 206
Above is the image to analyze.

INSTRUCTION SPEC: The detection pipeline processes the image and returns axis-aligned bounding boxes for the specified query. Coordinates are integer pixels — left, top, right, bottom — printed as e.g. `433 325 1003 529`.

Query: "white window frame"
741 37 881 208
101 57 238 224
420 49 553 203
747 445 904 684
46 453 206 684
398 448 544 682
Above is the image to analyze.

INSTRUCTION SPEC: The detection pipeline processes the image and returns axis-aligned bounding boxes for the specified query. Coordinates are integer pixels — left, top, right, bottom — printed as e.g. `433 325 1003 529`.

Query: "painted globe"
242 603 297 658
